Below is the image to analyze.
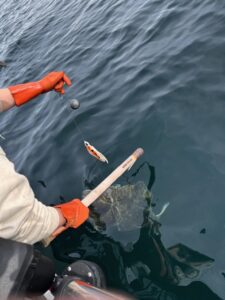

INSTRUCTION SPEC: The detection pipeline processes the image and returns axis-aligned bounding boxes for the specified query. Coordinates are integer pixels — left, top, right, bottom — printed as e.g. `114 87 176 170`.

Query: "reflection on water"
51 163 220 300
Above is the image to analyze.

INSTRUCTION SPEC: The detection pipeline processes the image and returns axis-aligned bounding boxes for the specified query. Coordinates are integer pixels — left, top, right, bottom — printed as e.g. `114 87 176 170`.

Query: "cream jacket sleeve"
0 147 59 244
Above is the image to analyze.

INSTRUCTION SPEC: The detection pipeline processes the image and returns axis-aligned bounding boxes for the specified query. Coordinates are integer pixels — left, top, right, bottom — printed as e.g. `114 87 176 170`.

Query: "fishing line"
67 98 88 142
60 96 85 141
73 116 87 142
68 98 109 164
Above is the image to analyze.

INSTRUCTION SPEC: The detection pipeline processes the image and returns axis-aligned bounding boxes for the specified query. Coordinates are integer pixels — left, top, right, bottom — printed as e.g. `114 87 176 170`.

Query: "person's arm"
0 88 15 112
0 71 71 112
0 147 89 245
0 72 89 244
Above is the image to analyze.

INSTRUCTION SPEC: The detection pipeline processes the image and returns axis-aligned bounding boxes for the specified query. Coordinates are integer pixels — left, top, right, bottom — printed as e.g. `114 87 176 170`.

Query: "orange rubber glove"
8 71 72 106
52 199 89 238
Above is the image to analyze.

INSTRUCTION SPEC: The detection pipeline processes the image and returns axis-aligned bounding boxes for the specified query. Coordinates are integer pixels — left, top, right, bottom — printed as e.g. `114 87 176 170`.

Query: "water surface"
1 0 225 298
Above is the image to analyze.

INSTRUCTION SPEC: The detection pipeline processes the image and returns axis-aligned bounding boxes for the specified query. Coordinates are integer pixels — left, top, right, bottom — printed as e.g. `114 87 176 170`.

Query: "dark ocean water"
1 0 225 299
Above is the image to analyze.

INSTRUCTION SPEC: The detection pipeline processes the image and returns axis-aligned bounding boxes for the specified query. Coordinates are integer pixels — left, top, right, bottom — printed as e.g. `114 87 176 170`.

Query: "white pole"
82 148 144 207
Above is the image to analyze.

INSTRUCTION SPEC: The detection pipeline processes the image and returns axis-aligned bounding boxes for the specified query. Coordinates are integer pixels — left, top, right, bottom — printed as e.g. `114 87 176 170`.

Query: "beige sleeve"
0 147 59 244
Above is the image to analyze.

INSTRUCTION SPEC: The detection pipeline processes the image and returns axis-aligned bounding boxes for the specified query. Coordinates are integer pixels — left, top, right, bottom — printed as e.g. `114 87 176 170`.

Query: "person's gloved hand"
39 72 71 94
52 199 89 238
8 71 72 106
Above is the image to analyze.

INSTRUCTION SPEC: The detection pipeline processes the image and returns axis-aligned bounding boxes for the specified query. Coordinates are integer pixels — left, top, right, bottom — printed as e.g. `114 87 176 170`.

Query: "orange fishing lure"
84 141 108 163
